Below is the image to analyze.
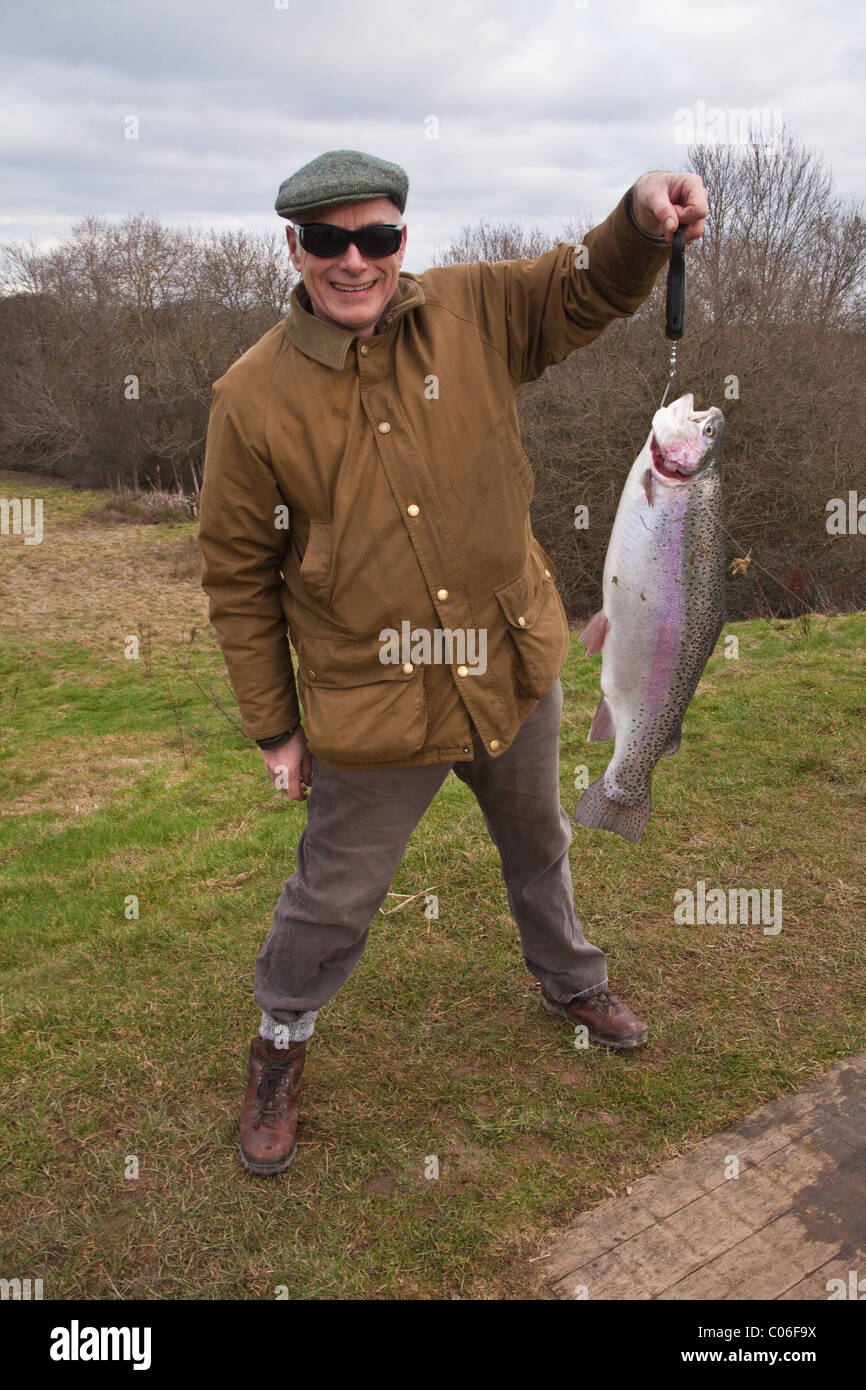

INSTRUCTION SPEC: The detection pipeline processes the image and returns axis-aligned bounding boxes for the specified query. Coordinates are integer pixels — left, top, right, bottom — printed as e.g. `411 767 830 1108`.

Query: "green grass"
1 477 865 1299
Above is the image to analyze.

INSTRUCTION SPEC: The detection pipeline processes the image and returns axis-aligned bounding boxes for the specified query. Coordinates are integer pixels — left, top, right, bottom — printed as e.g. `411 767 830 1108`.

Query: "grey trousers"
254 678 607 1040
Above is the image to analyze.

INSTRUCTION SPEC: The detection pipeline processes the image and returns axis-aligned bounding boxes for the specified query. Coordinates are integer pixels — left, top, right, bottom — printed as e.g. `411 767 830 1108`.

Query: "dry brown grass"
0 491 208 649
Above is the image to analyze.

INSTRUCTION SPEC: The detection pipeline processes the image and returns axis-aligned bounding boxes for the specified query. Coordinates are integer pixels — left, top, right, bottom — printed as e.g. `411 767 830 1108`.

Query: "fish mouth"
651 400 725 484
650 433 701 481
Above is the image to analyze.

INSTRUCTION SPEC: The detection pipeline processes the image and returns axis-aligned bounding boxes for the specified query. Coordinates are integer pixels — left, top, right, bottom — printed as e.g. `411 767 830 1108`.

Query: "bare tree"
433 220 560 265
432 129 866 621
0 129 863 618
0 216 297 488
688 128 866 328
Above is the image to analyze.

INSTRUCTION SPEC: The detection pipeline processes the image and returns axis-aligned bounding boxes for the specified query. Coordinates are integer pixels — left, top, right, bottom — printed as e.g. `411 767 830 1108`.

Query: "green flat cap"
275 149 409 220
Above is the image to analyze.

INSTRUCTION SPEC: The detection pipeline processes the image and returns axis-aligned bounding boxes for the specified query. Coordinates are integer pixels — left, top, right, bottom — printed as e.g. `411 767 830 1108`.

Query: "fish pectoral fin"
587 696 616 742
578 609 609 655
663 728 682 757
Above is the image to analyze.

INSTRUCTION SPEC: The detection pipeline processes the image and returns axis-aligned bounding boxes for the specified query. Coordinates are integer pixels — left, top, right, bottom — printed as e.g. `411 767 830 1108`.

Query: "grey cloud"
0 0 862 268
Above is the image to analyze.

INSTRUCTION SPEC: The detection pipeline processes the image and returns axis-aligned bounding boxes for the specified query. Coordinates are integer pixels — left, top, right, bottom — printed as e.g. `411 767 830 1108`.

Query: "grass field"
1 475 865 1300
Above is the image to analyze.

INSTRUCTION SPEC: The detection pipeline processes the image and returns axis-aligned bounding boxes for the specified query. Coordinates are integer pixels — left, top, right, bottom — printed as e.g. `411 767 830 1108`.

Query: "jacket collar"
284 273 425 370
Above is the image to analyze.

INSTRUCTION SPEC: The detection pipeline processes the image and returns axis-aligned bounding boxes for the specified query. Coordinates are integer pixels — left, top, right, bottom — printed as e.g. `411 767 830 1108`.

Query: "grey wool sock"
259 1009 317 1045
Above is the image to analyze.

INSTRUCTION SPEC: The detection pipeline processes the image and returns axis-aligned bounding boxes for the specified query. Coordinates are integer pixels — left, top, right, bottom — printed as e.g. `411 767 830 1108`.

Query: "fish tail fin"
572 777 652 845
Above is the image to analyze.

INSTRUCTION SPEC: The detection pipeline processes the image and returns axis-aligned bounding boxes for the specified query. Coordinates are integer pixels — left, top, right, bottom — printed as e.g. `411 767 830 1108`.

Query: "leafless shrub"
84 485 197 526
0 215 296 490
1 131 863 620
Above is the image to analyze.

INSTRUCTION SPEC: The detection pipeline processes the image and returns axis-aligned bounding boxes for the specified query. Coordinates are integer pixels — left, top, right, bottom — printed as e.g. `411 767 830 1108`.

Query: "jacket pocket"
294 633 429 765
298 519 334 607
494 539 569 699
494 417 535 503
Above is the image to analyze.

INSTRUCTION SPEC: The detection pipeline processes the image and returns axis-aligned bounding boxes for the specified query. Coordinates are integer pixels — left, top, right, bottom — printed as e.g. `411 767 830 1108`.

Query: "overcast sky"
1 0 863 270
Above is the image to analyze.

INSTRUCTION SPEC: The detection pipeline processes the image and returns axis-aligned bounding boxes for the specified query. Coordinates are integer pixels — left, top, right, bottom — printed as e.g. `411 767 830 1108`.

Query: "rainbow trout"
572 393 726 844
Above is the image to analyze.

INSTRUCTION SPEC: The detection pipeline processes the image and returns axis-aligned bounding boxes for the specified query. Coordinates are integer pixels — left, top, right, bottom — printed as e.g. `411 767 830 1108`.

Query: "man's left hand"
632 171 708 244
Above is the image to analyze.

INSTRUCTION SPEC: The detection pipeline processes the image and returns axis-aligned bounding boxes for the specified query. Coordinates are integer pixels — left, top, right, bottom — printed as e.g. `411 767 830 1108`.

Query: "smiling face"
286 197 408 338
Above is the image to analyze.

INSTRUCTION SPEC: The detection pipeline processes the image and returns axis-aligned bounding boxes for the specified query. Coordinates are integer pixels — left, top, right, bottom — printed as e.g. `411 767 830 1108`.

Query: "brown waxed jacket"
198 188 669 770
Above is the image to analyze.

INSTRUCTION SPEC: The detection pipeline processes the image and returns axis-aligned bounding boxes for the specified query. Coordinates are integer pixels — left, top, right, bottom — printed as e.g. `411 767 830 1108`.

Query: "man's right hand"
260 727 312 801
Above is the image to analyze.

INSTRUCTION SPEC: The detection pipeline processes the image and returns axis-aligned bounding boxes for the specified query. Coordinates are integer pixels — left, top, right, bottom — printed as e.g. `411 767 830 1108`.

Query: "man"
199 149 708 1176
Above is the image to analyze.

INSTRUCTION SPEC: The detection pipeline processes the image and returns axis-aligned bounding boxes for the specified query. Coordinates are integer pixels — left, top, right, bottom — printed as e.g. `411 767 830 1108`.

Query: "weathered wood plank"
657 1213 843 1301
776 1253 866 1300
540 1053 866 1300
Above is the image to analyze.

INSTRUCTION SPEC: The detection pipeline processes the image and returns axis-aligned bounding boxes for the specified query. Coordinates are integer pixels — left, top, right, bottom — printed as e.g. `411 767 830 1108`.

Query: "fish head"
649 394 725 487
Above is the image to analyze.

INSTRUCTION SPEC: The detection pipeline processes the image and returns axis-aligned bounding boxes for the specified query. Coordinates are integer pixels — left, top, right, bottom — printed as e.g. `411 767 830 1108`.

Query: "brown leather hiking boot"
238 1036 306 1175
541 986 648 1050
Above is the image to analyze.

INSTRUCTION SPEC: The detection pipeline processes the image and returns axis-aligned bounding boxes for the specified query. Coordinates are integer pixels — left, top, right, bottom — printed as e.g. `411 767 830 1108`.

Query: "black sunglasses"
293 222 403 259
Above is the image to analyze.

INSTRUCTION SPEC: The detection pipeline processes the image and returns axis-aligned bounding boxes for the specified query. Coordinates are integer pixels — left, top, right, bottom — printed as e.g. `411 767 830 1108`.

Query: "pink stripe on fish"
646 530 685 719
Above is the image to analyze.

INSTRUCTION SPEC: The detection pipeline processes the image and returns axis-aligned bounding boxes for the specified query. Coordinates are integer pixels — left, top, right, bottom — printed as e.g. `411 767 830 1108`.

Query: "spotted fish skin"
573 393 726 844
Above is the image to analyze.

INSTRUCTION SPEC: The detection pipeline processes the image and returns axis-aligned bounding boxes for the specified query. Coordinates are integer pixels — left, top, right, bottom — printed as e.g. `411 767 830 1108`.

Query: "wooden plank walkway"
541 1050 866 1300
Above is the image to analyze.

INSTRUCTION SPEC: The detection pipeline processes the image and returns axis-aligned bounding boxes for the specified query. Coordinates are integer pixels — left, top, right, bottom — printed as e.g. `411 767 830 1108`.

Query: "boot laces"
253 1051 300 1130
587 989 616 1013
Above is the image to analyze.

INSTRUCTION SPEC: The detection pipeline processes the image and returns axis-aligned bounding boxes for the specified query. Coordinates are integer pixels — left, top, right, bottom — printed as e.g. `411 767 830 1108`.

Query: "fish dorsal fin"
578 610 609 655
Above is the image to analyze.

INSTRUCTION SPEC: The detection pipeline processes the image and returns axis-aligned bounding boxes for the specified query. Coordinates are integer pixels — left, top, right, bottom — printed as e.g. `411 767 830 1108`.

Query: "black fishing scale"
659 224 686 407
